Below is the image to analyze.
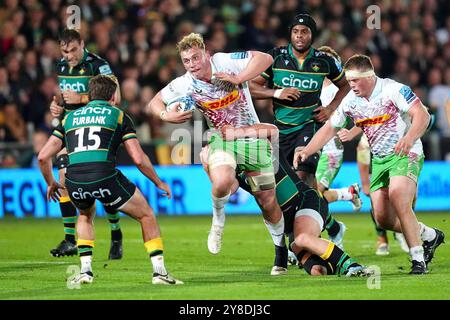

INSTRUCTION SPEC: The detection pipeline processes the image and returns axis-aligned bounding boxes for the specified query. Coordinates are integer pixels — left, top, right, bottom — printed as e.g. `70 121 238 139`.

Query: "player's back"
60 100 132 181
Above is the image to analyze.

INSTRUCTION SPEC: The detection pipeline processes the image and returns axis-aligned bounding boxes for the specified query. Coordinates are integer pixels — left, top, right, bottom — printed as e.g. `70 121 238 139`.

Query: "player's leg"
71 203 96 285
50 151 78 257
104 206 123 260
389 175 428 274
291 213 368 277
207 164 236 254
357 134 389 254
206 135 240 254
119 187 183 285
241 138 286 275
370 209 390 255
249 181 286 275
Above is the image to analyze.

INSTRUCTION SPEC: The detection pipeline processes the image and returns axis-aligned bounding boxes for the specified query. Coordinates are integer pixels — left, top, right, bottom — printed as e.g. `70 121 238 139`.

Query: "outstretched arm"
338 126 363 142
250 75 301 101
313 77 350 123
220 123 279 142
293 121 339 169
124 138 171 199
214 51 273 85
38 136 64 201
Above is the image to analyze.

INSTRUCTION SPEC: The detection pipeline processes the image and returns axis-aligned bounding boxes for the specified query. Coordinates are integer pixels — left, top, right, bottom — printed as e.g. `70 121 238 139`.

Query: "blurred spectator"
428 67 450 137
0 103 27 143
17 128 49 168
24 76 57 130
0 0 449 165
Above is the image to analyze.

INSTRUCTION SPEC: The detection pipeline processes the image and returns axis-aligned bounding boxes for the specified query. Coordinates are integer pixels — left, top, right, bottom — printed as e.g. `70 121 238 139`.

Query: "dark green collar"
288 44 315 69
86 100 110 106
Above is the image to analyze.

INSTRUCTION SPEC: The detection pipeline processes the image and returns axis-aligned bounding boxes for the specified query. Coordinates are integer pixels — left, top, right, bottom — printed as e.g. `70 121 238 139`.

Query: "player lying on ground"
200 124 371 277
38 75 182 285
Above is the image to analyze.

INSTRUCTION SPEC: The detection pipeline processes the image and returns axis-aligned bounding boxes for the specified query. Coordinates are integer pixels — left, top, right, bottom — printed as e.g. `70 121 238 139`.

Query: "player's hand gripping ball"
166 95 196 112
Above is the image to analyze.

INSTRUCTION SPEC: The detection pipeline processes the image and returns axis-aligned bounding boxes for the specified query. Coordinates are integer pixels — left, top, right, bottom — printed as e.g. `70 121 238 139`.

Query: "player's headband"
345 69 375 79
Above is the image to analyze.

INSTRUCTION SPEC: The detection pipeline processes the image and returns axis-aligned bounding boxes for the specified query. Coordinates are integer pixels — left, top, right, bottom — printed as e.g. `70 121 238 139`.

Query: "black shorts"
283 190 328 234
65 169 136 211
279 122 322 174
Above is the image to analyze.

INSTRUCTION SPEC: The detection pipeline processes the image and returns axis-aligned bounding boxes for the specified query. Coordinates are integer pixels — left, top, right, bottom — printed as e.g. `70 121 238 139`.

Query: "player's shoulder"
85 51 106 63
313 48 342 67
164 72 192 95
86 51 112 71
212 51 250 62
56 58 68 70
340 89 357 107
380 77 405 93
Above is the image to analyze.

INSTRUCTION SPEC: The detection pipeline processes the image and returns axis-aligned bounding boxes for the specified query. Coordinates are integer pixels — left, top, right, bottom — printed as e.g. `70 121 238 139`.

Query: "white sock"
419 222 436 242
80 255 92 273
409 246 425 263
151 255 168 275
264 215 285 247
212 193 230 227
335 187 353 201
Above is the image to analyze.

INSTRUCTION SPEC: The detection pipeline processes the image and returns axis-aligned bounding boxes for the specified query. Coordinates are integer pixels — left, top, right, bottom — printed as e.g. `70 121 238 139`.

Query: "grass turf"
0 212 449 300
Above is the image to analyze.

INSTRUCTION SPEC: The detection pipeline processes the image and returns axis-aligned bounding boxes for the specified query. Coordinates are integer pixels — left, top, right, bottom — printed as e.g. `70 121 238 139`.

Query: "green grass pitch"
0 212 449 300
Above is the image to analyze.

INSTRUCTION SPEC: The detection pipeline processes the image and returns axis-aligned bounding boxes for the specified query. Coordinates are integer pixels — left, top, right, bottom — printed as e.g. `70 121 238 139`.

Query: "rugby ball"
166 95 196 112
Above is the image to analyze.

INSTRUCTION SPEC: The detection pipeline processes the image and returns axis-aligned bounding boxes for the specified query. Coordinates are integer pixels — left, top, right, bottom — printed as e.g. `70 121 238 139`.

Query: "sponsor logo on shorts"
72 187 112 200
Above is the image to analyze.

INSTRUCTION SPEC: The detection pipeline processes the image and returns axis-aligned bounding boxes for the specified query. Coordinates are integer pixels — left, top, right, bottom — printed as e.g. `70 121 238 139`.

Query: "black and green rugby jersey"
52 100 137 176
56 49 115 111
261 45 344 135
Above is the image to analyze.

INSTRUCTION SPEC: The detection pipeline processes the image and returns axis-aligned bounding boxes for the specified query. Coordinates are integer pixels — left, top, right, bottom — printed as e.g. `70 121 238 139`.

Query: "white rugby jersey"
330 77 423 159
320 83 343 155
161 52 260 130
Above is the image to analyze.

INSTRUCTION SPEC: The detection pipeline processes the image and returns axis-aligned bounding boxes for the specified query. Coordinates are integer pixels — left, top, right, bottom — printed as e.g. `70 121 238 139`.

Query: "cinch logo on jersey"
72 187 112 200
355 114 391 127
281 75 319 89
73 106 112 116
59 79 88 93
201 90 240 110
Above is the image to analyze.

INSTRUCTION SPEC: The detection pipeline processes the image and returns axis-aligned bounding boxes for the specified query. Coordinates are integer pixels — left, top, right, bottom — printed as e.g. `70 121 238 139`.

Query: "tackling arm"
293 121 339 168
221 123 279 142
250 75 301 101
37 136 64 201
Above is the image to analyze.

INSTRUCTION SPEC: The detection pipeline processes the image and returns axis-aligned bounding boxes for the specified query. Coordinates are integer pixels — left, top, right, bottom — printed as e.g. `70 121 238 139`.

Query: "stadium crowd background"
0 0 449 168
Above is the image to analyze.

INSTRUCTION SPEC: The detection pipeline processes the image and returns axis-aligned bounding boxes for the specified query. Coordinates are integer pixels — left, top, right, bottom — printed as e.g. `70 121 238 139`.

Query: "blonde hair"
176 33 205 53
344 54 374 71
318 46 341 63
